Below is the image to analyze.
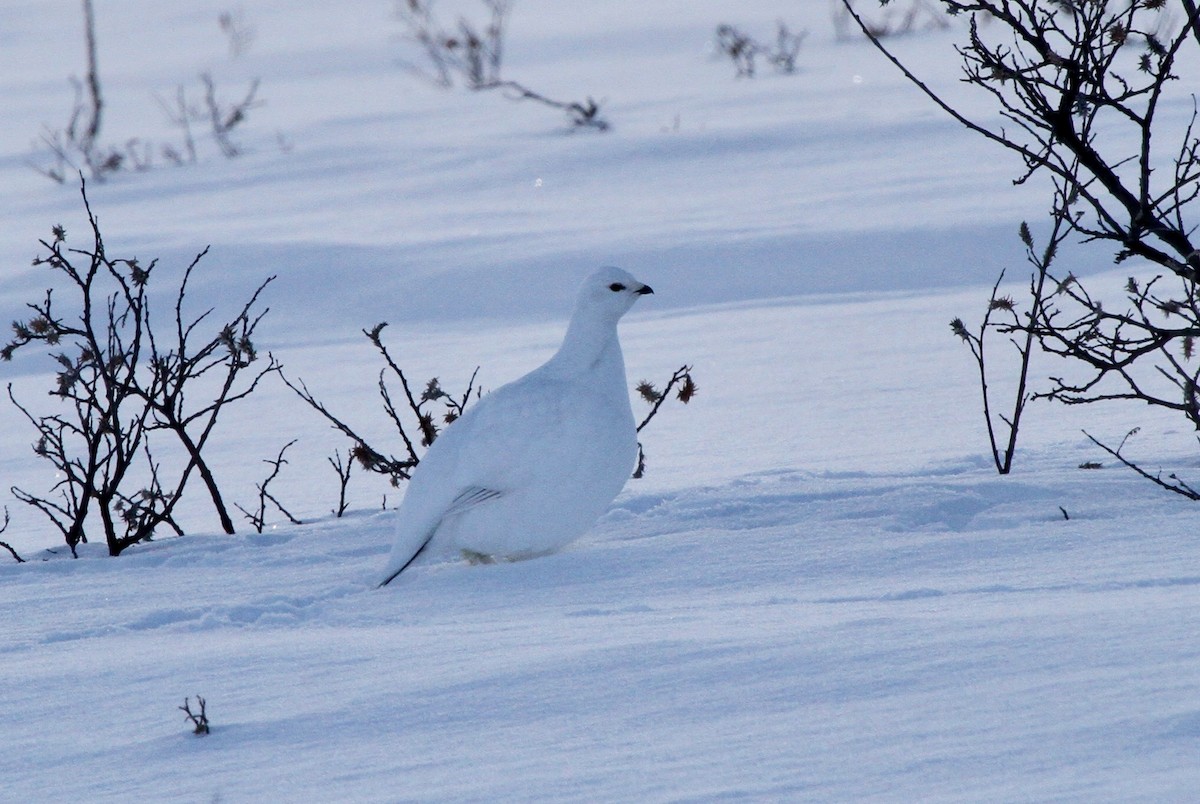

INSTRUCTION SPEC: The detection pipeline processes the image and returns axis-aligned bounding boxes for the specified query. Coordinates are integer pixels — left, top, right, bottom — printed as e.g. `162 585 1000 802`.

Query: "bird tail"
378 519 439 587
378 537 433 587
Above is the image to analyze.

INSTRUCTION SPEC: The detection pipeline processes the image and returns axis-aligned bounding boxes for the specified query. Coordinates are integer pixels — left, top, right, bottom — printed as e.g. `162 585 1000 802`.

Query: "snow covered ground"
3 1 1200 800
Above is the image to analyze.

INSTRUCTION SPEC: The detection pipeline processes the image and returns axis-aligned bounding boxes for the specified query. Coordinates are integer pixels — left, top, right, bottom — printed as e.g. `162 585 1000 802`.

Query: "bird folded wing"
444 485 504 516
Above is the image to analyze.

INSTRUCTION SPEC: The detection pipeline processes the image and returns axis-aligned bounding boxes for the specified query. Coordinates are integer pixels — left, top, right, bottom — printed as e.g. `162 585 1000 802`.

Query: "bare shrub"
179 695 210 735
715 22 808 78
31 2 266 182
845 0 1200 496
4 181 279 556
395 0 609 131
282 322 482 491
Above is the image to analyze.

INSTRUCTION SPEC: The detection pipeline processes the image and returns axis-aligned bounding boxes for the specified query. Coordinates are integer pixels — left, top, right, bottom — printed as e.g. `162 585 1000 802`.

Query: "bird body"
379 267 653 585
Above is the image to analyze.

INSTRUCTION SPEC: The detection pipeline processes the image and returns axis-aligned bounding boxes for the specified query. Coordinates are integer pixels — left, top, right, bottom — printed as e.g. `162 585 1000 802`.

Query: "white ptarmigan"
379 267 653 586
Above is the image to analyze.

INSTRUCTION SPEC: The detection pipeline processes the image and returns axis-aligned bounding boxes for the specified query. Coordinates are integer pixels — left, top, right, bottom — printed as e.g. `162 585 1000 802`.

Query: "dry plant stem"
633 365 695 479
482 80 608 131
328 451 352 517
636 365 695 433
956 272 1014 473
280 371 418 483
954 212 1066 474
79 0 104 173
0 508 25 564
235 440 303 532
1083 429 1200 500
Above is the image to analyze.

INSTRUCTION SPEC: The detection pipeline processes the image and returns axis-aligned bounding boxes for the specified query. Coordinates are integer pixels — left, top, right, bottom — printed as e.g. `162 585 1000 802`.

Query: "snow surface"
2 1 1200 801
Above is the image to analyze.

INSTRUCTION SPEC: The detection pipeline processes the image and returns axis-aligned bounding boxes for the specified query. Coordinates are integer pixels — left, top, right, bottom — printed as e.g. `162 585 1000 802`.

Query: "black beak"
637 284 654 295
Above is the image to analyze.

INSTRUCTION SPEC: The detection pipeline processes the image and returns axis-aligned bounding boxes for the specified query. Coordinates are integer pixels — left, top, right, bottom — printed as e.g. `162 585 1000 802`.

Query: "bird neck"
545 312 625 381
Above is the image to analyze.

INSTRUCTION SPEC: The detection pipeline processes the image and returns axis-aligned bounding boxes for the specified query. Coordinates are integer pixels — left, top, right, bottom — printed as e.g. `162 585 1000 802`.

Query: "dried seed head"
418 413 438 447
636 381 659 403
421 378 446 402
677 374 697 403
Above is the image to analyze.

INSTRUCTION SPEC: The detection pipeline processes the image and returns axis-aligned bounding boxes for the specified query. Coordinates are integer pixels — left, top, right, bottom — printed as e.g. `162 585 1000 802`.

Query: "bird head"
576 266 654 323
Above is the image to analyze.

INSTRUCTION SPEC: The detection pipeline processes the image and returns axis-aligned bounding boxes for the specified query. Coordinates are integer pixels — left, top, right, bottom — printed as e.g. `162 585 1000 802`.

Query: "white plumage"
378 267 653 586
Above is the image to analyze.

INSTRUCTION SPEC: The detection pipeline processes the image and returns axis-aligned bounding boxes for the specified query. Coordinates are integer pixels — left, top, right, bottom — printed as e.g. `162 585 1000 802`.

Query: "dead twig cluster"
179 695 210 735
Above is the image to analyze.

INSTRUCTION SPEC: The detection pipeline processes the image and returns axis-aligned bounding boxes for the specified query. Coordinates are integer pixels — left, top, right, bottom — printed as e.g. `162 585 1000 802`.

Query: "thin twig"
1083 429 1200 500
0 508 26 564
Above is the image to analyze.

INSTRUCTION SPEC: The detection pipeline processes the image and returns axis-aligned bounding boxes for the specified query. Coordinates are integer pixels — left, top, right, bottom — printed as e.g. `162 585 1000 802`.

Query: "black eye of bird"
609 283 626 292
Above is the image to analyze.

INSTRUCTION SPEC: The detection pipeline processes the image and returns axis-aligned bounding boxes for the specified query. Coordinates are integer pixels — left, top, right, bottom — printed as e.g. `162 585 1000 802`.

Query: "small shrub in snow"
31 1 266 182
950 219 1063 475
715 22 808 78
395 0 609 131
235 440 304 533
3 181 279 556
179 695 210 735
831 0 949 42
